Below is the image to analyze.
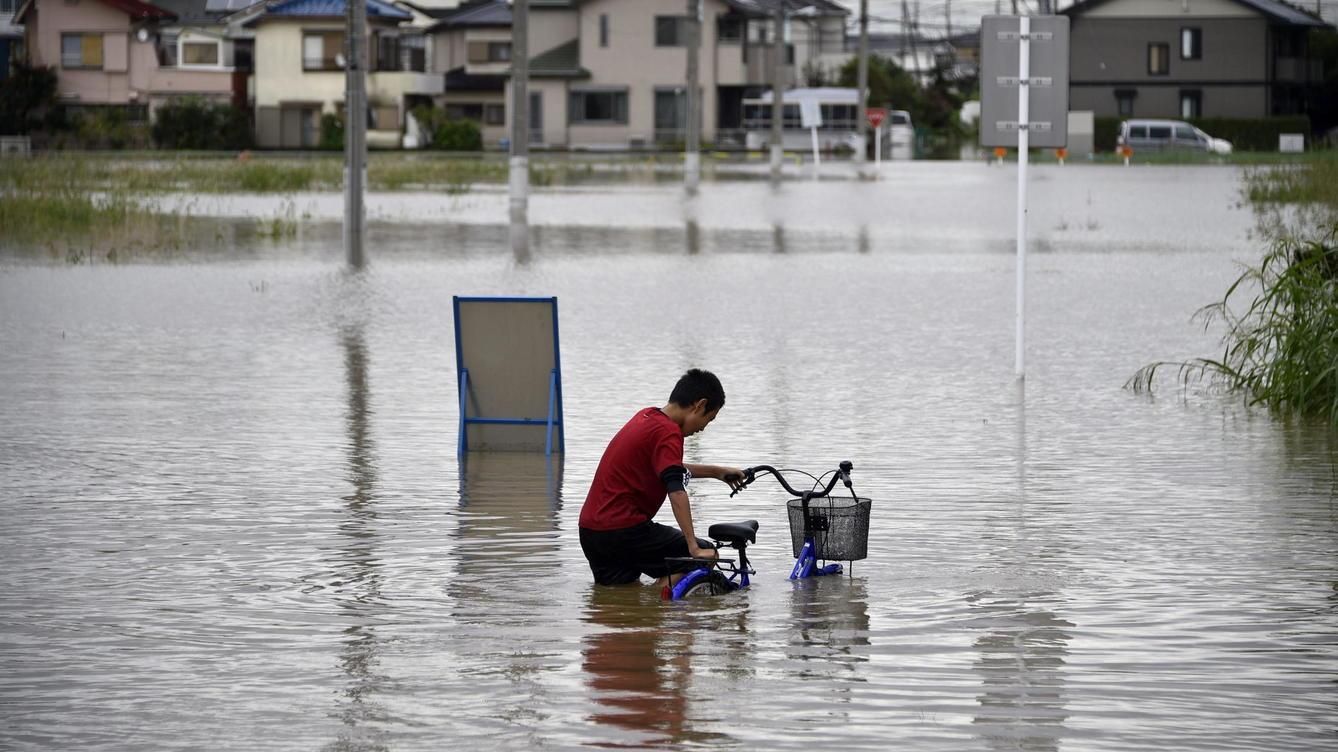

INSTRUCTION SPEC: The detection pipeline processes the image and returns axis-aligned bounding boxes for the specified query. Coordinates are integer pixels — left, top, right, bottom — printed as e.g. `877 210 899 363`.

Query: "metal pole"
1015 15 1030 380
769 4 785 179
855 0 869 168
509 0 529 225
685 0 701 194
344 0 366 268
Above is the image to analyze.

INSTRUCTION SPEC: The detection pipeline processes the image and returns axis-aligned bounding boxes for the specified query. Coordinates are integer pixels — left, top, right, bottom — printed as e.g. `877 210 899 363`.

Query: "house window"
1180 28 1201 60
303 31 344 70
1148 43 1169 75
717 15 743 43
484 103 505 125
156 32 179 66
1115 88 1136 116
599 14 609 47
445 103 485 121
0 0 15 12
1180 90 1201 119
467 41 511 63
569 88 628 124
655 16 688 47
61 33 103 69
181 40 220 66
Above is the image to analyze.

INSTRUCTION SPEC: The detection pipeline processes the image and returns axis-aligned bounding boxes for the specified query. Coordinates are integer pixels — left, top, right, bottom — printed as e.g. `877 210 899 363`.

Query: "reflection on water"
331 321 391 751
787 578 871 682
968 593 1073 752
580 588 736 748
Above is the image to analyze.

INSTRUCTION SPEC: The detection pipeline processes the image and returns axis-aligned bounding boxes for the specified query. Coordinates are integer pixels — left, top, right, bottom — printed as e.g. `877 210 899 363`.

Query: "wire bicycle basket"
787 496 872 561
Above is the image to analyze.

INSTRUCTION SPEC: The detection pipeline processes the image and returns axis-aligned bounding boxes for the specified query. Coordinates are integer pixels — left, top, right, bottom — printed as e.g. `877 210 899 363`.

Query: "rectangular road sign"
979 15 1070 148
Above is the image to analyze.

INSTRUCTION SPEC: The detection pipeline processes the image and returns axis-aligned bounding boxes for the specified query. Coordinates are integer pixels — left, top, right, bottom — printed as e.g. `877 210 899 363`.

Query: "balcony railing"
1273 56 1323 83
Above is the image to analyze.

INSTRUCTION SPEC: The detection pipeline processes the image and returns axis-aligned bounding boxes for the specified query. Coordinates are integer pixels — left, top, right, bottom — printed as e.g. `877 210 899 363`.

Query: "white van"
1117 119 1232 154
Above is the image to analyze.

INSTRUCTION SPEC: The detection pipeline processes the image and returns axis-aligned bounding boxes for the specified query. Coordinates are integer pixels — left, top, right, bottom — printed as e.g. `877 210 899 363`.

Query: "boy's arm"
668 490 716 559
684 463 747 491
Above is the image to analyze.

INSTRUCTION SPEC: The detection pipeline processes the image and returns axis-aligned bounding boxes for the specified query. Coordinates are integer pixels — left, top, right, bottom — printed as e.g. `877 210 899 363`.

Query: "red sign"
865 107 887 129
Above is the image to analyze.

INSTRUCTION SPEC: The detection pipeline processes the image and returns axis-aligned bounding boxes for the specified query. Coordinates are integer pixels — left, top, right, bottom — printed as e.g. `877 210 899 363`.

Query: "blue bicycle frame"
666 462 855 600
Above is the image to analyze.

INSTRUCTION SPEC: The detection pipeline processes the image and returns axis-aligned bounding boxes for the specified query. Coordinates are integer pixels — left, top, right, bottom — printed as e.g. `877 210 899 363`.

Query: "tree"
0 64 58 135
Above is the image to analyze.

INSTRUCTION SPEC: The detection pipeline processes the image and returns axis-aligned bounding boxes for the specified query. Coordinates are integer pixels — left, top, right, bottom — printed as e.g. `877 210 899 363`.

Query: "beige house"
15 0 238 118
247 0 441 148
485 0 849 150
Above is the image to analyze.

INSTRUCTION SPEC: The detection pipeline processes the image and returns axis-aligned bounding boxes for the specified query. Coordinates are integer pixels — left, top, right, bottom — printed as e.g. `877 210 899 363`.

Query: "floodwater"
2 162 1335 751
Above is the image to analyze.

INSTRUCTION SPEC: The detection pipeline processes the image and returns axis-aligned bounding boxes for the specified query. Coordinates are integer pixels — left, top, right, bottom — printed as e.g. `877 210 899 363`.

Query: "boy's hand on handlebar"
720 467 748 492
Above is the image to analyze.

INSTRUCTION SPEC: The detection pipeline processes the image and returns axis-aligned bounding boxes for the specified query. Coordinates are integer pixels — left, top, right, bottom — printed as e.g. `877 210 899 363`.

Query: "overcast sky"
859 0 1338 38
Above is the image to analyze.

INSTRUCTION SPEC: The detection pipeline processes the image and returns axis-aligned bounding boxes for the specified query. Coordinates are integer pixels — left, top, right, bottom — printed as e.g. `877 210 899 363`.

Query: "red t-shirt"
579 407 685 531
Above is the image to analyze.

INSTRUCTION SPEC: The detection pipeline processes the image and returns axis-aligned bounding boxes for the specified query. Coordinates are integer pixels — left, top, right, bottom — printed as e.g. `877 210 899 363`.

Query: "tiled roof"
261 0 411 20
17 0 175 23
1062 0 1328 26
529 39 589 78
431 0 510 28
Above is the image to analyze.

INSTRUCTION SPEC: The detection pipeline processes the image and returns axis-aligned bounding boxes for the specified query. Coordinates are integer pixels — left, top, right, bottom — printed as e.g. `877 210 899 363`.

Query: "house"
490 0 850 150
246 0 442 148
1060 0 1332 120
15 0 238 118
2 0 22 80
427 0 518 147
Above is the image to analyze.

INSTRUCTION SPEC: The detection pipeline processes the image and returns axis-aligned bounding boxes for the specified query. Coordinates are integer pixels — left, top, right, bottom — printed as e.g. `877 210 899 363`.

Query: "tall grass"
1128 226 1338 424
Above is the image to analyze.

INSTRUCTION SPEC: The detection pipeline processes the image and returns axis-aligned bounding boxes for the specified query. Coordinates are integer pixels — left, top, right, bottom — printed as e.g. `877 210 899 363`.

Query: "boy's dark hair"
669 368 726 413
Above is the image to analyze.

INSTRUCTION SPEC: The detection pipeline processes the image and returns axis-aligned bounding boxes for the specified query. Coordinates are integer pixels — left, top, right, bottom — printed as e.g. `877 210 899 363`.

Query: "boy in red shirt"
579 369 745 588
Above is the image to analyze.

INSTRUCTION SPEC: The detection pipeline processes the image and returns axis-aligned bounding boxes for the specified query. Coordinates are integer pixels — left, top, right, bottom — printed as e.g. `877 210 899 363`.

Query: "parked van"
1117 119 1232 154
888 110 913 160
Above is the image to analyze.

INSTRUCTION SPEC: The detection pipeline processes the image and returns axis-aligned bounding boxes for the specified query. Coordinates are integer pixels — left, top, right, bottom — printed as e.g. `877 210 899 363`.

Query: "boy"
579 369 746 588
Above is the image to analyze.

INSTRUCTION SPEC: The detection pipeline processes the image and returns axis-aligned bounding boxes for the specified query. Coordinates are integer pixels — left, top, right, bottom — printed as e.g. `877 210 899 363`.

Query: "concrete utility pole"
769 3 785 179
945 0 952 36
509 0 529 225
855 0 869 167
344 0 367 268
685 0 702 194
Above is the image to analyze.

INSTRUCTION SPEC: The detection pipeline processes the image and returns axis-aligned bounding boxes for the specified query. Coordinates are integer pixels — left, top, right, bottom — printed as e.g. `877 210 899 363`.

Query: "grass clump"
1128 226 1338 424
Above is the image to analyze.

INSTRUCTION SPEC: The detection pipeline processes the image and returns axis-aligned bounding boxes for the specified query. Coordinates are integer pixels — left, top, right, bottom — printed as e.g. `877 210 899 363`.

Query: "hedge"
152 98 252 150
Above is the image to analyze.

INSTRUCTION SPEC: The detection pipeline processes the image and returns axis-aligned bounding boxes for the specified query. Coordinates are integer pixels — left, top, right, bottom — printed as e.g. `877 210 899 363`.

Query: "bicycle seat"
708 520 759 545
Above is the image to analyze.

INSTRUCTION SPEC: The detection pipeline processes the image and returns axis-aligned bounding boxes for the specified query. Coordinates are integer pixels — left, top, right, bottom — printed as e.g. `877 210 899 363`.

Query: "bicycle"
664 461 871 600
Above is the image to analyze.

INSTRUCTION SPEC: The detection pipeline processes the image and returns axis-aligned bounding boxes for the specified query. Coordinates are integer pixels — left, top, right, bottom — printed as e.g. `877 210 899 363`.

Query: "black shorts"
579 521 715 585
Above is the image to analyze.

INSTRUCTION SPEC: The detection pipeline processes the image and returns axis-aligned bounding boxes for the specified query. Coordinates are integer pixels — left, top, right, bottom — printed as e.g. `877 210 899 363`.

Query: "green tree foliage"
0 64 58 135
411 105 483 151
152 98 253 150
835 54 969 137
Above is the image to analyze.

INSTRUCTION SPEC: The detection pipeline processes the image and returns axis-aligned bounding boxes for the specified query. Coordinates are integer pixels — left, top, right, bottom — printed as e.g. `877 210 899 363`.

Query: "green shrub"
0 63 58 135
152 98 252 150
1129 226 1338 423
1095 116 1121 152
318 113 344 150
431 119 483 151
1189 116 1311 152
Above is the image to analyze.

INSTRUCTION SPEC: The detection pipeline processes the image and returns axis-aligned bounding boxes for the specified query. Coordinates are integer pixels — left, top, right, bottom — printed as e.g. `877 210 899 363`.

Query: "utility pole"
901 0 911 72
946 0 952 37
855 0 869 168
509 0 529 226
685 0 702 194
769 3 785 179
910 0 921 84
343 0 366 268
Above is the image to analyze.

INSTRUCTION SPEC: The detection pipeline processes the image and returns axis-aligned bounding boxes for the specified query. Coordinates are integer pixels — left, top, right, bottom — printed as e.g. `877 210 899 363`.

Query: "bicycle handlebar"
729 460 854 499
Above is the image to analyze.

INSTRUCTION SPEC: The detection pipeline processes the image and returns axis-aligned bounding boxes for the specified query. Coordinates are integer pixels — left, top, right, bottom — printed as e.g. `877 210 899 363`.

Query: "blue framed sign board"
453 296 565 456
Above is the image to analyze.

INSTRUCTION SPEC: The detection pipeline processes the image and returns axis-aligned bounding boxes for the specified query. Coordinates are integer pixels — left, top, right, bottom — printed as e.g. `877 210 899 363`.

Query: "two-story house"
246 0 442 148
488 0 848 150
15 0 238 119
2 0 22 81
1061 0 1331 120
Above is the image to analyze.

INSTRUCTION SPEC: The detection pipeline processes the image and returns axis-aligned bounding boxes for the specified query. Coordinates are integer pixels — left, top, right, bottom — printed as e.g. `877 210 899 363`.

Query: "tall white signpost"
980 15 1069 381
